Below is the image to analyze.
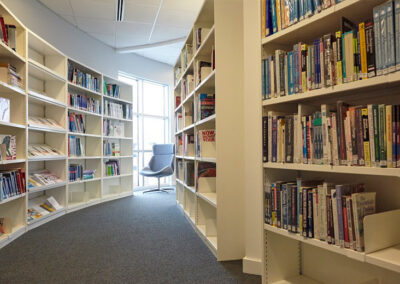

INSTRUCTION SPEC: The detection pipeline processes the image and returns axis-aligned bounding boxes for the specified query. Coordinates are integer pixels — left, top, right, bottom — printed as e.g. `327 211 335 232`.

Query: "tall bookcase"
0 0 133 248
258 0 400 283
174 0 245 260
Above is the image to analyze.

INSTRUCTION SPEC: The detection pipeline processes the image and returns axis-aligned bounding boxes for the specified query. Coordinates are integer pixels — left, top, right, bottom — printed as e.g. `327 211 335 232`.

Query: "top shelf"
28 31 65 57
261 0 386 48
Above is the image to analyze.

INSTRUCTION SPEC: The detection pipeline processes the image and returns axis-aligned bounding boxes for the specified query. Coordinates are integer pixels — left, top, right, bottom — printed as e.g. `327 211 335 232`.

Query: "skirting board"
243 256 262 275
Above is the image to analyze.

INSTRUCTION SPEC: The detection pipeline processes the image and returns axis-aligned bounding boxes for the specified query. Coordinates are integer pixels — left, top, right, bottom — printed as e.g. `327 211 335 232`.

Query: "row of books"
262 16 380 100
198 93 215 121
103 119 125 137
265 180 376 252
68 112 85 133
194 27 211 51
28 144 63 158
68 136 84 157
195 60 212 86
196 129 216 158
103 99 132 120
29 116 64 130
0 17 16 51
176 130 216 157
104 159 120 176
0 62 23 89
0 135 16 160
103 141 121 156
177 160 216 191
27 196 63 222
104 83 120 98
28 170 62 189
262 0 342 37
0 168 25 201
177 160 194 186
181 44 193 71
69 164 95 182
263 102 400 168
180 74 194 101
68 92 101 114
68 64 100 92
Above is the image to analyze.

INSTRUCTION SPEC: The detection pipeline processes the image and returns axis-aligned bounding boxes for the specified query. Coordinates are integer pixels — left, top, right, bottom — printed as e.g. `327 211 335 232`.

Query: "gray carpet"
0 191 261 284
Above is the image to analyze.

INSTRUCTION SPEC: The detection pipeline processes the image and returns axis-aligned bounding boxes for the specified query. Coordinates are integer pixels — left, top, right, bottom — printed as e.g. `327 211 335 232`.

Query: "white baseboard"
243 256 262 275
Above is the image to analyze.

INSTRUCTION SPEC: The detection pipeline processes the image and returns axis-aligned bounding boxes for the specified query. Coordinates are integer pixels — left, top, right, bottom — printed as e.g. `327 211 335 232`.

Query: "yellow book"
386 105 393 168
359 22 368 79
335 31 343 85
362 108 371 167
262 0 266 38
276 0 281 31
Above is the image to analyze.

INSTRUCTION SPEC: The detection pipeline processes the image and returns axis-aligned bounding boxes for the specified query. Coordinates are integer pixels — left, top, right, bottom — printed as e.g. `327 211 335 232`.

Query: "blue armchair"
140 144 175 193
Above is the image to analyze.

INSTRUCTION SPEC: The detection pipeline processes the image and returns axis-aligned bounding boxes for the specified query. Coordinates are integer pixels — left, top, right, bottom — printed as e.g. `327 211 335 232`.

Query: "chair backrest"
150 144 175 172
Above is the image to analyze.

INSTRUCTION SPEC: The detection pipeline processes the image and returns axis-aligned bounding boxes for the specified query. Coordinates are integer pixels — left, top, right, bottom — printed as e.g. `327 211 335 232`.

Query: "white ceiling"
37 0 204 65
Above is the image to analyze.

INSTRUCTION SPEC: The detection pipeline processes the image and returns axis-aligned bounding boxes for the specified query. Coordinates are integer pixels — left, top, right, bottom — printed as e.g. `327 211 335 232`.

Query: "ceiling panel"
150 24 189 43
124 3 159 24
69 0 115 20
156 8 198 28
162 0 204 11
75 17 116 34
124 0 161 6
115 21 153 48
38 0 73 15
89 32 116 46
133 41 183 65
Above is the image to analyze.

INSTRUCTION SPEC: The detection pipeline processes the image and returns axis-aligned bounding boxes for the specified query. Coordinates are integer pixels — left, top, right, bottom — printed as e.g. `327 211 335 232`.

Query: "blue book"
395 0 400 70
299 0 305 20
293 0 299 23
266 0 273 36
314 0 321 13
288 51 294 95
380 4 388 74
262 60 266 100
271 0 278 33
282 184 287 229
386 1 396 73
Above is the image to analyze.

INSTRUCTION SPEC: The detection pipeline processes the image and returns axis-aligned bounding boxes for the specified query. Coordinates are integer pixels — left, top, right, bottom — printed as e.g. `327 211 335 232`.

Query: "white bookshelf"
257 0 400 282
0 0 134 249
174 0 244 260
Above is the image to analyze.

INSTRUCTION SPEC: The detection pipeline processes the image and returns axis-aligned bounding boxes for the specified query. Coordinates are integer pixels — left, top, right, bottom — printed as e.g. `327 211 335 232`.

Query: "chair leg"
143 177 169 193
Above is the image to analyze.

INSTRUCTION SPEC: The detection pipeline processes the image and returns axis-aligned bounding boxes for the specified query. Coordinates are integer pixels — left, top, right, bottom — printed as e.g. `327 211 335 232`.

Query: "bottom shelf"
27 208 66 229
0 225 25 249
273 276 321 284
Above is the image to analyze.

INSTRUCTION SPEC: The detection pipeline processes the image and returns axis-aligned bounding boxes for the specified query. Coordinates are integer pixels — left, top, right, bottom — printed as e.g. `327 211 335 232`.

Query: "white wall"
2 0 173 86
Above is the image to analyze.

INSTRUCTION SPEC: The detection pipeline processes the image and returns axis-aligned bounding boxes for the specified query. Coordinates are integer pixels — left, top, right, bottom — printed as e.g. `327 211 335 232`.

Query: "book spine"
276 0 282 31
379 104 387 167
271 0 278 33
356 107 365 166
263 116 268 162
386 105 393 168
320 38 325 88
373 7 382 75
397 105 400 167
301 44 307 93
266 0 272 36
359 22 368 79
373 105 380 164
336 31 343 84
362 107 371 167
387 1 396 73
312 188 319 239
302 187 307 236
380 5 388 74
396 0 400 70
392 105 397 167
343 197 350 248
307 189 313 238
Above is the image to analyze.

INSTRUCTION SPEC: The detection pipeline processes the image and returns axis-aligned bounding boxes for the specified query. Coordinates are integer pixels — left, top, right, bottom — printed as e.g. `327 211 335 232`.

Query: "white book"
46 196 63 211
331 189 339 246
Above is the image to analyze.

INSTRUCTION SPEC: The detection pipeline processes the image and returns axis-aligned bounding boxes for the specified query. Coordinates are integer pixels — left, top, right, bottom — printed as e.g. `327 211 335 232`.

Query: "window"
119 73 170 190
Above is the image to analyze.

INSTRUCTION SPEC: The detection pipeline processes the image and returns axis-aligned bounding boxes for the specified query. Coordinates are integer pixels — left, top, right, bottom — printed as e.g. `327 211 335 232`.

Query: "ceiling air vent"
116 0 125 22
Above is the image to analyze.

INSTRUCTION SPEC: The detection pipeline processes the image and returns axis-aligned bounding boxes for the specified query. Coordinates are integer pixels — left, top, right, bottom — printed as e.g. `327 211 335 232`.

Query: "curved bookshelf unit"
0 1 134 250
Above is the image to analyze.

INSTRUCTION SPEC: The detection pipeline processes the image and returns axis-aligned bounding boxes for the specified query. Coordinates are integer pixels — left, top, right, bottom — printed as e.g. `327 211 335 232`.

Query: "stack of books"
104 99 132 120
69 164 95 181
0 17 16 50
104 159 120 176
28 117 64 130
198 93 215 121
28 144 63 158
68 63 99 92
68 92 101 114
28 169 63 189
104 83 120 98
27 196 63 222
263 102 400 168
68 112 85 133
103 119 124 137
0 62 22 89
68 136 84 157
265 179 376 252
103 140 120 156
0 168 25 200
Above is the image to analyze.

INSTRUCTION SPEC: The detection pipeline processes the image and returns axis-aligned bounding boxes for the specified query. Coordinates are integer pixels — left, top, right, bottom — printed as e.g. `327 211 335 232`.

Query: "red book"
0 17 8 45
343 197 350 248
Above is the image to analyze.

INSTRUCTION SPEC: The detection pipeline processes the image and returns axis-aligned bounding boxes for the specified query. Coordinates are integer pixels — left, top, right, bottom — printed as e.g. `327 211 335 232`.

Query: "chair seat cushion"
140 166 173 177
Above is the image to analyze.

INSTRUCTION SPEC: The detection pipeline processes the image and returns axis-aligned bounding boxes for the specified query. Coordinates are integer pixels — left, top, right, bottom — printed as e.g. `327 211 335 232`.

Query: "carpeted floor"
0 191 261 284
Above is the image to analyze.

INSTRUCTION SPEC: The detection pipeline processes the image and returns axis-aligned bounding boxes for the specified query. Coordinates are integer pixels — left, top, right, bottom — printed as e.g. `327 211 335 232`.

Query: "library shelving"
257 0 400 282
0 0 134 249
174 0 244 260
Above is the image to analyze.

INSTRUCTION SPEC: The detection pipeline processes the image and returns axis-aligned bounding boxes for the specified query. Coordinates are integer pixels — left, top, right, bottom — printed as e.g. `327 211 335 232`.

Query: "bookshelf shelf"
28 59 66 83
29 125 66 134
271 276 321 284
27 208 66 226
196 157 216 163
28 182 67 194
0 40 26 63
102 173 133 180
195 69 215 92
28 90 66 108
182 124 195 132
68 107 101 117
0 121 25 129
103 95 132 105
28 155 67 161
197 192 217 207
0 159 25 165
0 80 25 96
366 244 400 273
68 132 101 138
67 82 102 98
0 193 25 205
102 115 132 122
194 26 215 59
263 162 400 178
68 156 102 160
196 114 216 126
103 135 133 140
68 177 102 185
0 225 25 249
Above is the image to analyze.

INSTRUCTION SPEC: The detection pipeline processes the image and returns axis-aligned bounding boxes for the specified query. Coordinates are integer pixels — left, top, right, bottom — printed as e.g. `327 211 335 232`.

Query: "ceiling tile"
162 0 204 11
69 0 115 20
39 0 73 15
124 0 161 6
150 24 188 42
75 17 116 34
133 41 184 65
156 8 197 28
58 14 78 26
124 3 159 24
89 32 115 46
115 22 153 48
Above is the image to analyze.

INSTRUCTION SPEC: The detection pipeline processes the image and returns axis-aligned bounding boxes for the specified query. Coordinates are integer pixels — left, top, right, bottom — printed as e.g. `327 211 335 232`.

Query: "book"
0 135 16 160
0 97 9 122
